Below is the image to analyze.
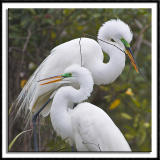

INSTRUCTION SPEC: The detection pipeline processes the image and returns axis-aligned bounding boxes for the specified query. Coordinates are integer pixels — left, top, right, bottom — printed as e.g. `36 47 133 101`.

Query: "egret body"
49 65 131 151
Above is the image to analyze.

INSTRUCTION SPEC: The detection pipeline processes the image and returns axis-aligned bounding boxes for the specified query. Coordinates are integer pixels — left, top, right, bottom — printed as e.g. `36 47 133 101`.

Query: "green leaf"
133 114 140 128
139 129 146 145
29 9 36 15
143 122 150 128
125 133 134 140
51 31 56 39
9 129 32 151
121 113 132 120
9 104 13 115
131 97 141 107
109 99 120 110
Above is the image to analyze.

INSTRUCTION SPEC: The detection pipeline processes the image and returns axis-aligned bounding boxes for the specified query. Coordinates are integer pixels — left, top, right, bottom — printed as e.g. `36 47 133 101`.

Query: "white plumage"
98 19 132 44
16 19 134 117
50 64 131 151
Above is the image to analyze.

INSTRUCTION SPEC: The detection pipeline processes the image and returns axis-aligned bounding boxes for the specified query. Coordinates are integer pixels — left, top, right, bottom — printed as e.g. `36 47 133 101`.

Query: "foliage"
8 8 151 152
9 129 32 151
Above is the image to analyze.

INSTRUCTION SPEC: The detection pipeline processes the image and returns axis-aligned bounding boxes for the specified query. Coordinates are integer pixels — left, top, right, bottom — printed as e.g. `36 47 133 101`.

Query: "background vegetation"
8 8 151 152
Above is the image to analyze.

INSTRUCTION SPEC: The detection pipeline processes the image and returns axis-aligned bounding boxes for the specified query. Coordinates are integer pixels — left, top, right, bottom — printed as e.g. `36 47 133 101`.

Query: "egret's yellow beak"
38 73 72 85
38 75 64 85
125 48 139 73
120 38 139 73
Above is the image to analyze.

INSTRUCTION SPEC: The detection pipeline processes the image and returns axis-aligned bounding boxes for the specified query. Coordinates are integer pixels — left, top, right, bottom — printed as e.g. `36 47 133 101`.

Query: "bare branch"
135 19 143 29
9 47 22 53
142 39 151 47
22 27 32 53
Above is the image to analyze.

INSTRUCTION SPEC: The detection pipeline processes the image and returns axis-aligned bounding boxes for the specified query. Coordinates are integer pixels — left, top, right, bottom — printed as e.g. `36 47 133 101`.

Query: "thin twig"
9 47 22 53
135 19 143 29
82 141 101 151
22 28 32 53
20 24 32 69
56 147 67 152
142 39 151 47
83 33 125 54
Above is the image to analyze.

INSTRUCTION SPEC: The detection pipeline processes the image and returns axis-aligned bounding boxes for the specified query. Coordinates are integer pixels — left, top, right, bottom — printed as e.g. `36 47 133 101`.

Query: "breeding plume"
44 64 131 151
16 19 138 117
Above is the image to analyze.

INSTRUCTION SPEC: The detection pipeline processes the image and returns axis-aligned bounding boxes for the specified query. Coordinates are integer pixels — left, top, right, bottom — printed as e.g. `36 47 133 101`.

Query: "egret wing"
71 102 131 151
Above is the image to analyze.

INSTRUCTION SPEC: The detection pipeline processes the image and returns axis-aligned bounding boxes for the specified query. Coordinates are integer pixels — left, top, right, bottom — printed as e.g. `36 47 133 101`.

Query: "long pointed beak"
38 75 64 85
125 48 139 73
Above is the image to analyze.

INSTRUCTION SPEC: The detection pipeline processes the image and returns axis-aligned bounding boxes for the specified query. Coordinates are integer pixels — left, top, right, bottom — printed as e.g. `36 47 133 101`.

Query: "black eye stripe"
110 38 115 42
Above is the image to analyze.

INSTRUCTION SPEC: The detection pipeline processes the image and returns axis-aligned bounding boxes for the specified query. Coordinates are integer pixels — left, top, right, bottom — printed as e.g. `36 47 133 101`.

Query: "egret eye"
110 38 115 42
62 73 72 78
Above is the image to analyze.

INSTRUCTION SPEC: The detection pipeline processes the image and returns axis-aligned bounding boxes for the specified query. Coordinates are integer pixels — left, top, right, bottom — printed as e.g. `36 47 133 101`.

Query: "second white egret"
40 64 131 151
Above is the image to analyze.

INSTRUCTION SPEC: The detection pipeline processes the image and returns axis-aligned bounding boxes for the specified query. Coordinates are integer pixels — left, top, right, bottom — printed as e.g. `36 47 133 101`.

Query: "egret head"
38 71 73 86
98 19 139 73
62 64 94 86
39 64 93 86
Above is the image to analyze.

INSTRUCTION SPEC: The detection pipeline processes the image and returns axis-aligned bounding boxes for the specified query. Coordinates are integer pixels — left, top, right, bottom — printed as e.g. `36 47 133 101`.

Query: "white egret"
42 64 131 151
16 19 138 117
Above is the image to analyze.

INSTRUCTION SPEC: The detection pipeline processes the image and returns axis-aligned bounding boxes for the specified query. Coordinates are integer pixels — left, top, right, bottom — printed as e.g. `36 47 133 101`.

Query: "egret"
41 64 131 151
16 19 138 118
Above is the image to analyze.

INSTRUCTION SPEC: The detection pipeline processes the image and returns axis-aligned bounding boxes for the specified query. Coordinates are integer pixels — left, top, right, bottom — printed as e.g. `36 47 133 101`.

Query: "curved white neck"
91 40 126 85
50 72 93 143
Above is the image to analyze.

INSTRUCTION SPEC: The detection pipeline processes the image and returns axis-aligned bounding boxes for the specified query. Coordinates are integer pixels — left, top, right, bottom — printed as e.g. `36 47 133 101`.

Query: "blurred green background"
8 8 151 152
